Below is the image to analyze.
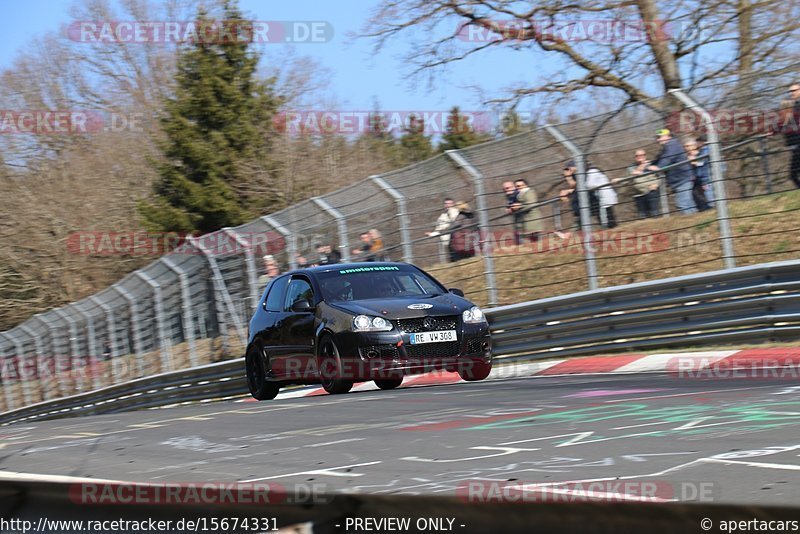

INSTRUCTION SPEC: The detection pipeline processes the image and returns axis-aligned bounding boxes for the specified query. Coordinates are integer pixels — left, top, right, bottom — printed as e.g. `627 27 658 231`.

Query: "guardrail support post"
370 175 413 263
113 286 145 378
222 228 260 312
545 125 599 290
312 197 351 262
54 309 84 392
135 272 171 373
262 216 297 271
161 258 198 367
669 89 736 269
445 149 500 306
188 237 248 351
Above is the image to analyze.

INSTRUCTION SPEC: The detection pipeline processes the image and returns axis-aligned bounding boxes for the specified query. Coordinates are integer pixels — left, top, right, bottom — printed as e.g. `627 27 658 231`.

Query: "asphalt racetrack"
2 372 800 506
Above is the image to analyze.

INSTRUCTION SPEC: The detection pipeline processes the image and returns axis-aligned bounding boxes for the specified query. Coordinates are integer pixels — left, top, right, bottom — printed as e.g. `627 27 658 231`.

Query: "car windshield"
317 266 446 301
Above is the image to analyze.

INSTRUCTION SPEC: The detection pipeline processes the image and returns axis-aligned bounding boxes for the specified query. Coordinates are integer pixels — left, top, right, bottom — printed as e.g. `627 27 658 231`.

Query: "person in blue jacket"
648 129 697 214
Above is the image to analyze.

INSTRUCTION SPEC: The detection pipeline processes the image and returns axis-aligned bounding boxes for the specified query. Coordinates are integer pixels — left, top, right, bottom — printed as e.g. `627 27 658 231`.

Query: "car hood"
330 295 469 319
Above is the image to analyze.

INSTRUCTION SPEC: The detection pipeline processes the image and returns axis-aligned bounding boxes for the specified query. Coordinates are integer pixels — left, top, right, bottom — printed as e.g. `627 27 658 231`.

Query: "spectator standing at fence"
586 164 618 228
560 161 600 224
648 129 697 214
684 136 713 211
624 149 661 218
369 229 385 260
448 201 480 261
785 83 800 188
315 243 341 265
510 179 543 242
502 181 521 244
426 198 459 254
352 232 376 261
258 254 280 289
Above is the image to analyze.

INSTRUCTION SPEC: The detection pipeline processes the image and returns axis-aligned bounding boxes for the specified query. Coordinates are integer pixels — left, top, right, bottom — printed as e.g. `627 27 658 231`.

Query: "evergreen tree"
438 106 489 151
399 114 433 163
139 1 280 234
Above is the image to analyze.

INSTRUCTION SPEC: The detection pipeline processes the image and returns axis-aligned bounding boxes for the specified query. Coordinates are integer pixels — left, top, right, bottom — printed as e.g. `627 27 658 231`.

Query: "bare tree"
363 0 800 112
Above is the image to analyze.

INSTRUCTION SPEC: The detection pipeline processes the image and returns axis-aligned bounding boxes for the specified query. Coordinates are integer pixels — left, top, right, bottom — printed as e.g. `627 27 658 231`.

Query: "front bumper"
333 322 491 379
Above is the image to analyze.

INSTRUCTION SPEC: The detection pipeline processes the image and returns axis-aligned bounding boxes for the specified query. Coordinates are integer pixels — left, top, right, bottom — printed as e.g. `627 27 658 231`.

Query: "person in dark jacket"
448 201 480 262
648 129 697 214
685 137 713 211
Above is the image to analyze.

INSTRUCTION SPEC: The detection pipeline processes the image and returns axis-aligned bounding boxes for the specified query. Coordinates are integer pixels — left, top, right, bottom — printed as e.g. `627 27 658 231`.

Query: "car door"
257 275 290 377
280 276 317 380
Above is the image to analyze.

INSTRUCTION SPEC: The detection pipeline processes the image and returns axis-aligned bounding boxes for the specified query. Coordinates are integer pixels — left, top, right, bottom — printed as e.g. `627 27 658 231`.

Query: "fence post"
544 124 599 290
312 197 351 262
669 89 736 269
161 257 198 367
34 313 70 396
759 136 773 194
370 175 413 263
445 149 499 307
135 272 171 373
53 308 84 392
113 285 145 378
74 304 102 391
222 228 260 311
262 215 297 270
90 296 121 385
7 331 33 406
0 333 18 409
188 237 248 351
18 324 46 400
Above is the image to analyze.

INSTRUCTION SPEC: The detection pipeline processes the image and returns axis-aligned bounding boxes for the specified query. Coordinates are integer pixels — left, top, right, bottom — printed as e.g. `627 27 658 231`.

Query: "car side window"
265 276 289 312
284 278 314 312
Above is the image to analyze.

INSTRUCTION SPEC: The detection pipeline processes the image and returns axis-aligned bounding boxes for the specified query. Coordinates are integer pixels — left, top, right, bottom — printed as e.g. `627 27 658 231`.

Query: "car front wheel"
374 377 403 390
318 336 353 395
246 346 280 400
458 360 492 381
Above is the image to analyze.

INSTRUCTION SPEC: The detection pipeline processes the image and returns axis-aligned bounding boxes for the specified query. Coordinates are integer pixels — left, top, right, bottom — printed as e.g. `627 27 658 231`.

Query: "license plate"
409 330 457 344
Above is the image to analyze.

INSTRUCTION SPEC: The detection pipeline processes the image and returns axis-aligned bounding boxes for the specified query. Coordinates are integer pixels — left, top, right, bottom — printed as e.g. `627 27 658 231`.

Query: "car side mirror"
290 299 314 312
448 288 465 297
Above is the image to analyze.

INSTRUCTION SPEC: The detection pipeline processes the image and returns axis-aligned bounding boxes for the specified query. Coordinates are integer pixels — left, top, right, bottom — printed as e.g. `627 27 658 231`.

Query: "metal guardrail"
1 259 798 426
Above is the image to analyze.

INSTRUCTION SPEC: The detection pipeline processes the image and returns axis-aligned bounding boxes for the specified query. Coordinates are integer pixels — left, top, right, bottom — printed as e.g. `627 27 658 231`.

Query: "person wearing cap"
648 129 697 214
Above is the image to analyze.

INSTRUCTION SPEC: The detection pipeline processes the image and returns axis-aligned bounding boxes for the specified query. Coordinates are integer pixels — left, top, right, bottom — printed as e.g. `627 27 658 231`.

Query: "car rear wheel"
246 346 280 400
374 377 403 390
318 336 353 395
458 360 492 381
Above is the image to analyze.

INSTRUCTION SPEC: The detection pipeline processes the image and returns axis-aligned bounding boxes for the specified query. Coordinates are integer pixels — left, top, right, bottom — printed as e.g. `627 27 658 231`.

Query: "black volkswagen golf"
245 262 492 400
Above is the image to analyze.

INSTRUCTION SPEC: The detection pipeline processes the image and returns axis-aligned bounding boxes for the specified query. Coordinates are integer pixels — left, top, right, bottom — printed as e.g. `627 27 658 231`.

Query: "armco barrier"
1 259 798 425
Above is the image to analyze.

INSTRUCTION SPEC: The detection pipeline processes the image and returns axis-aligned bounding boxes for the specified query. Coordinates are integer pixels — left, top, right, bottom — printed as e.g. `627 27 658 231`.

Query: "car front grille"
395 315 459 333
360 344 400 359
467 338 486 355
405 341 460 359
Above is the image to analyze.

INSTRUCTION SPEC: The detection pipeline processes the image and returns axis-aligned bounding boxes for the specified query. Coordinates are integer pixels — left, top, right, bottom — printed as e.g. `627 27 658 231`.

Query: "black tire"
374 377 403 390
458 360 492 381
318 336 353 395
245 346 280 400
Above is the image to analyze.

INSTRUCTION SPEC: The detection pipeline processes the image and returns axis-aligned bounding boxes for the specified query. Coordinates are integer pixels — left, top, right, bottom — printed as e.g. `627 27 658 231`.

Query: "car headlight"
463 306 487 324
353 315 393 332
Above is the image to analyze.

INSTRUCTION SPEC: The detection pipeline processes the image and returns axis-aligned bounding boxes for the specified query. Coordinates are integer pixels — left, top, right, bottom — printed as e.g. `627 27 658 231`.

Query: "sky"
0 0 533 115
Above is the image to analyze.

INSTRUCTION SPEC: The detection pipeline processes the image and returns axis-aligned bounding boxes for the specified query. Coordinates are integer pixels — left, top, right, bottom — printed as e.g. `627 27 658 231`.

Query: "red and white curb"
236 347 800 402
